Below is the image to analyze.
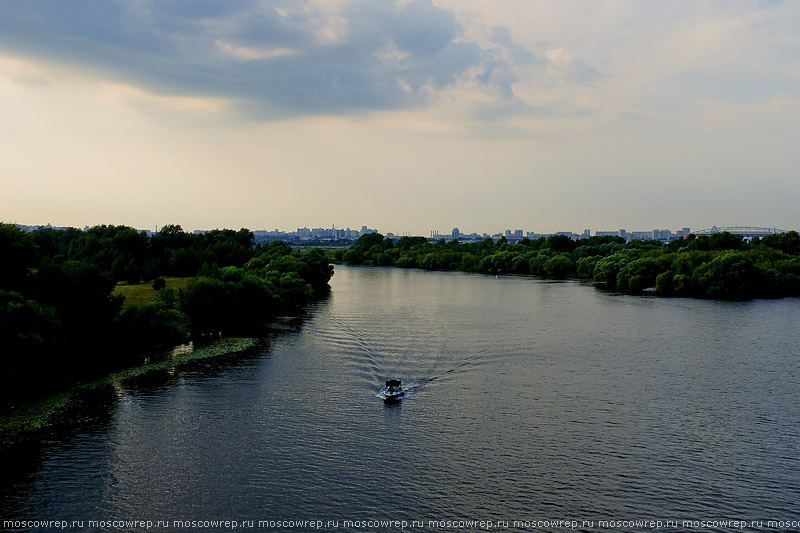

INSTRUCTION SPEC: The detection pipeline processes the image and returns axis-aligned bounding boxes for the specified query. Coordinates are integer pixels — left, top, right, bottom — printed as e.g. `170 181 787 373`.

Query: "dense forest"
0 223 333 410
335 231 800 300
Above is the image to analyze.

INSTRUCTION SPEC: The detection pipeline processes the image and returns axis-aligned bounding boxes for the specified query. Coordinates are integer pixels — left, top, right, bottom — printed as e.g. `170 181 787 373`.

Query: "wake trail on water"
423 346 494 385
378 344 497 401
375 380 421 401
318 308 500 399
317 314 384 382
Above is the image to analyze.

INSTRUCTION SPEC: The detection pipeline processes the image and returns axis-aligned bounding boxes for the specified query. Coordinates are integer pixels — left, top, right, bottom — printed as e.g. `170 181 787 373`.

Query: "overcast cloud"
0 0 545 117
1 1 798 234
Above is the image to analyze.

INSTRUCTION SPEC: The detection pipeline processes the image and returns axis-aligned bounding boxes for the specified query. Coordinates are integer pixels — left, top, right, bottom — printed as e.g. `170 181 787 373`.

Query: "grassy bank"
0 337 259 445
2 226 334 432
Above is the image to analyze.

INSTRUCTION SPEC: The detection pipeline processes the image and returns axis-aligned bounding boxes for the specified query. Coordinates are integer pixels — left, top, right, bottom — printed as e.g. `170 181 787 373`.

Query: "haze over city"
2 1 799 235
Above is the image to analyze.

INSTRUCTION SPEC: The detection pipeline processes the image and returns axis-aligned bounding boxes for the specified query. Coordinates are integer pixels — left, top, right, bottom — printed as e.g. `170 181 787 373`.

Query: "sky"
1 0 798 236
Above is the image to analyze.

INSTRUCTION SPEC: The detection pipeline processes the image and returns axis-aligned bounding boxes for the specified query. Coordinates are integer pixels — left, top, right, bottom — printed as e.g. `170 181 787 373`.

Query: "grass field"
113 277 192 307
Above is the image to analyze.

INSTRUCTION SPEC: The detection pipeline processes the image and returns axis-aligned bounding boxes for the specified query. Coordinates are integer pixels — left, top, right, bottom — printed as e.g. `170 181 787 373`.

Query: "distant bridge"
694 226 788 238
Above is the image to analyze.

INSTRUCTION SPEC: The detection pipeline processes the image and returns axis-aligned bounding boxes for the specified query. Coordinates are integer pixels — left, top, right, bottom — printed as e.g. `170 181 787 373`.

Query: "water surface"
2 266 800 531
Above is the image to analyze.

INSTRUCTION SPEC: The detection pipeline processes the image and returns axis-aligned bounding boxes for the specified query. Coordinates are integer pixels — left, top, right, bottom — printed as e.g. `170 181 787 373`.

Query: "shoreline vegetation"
0 336 260 445
3 223 797 439
334 231 800 300
0 223 334 422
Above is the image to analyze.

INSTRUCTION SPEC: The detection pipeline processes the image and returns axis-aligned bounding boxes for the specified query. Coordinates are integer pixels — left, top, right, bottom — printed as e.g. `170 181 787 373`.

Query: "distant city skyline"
8 218 781 239
2 2 799 234
15 221 793 245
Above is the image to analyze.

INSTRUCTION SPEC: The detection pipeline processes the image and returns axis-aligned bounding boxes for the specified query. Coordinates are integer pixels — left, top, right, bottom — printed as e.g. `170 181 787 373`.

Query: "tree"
617 256 663 293
543 254 575 278
762 230 800 255
655 271 675 295
592 254 632 290
511 251 534 274
356 232 384 249
179 277 230 334
396 236 427 250
342 247 365 265
0 291 65 407
30 260 122 361
546 234 577 253
528 250 555 276
576 256 601 279
0 224 38 291
114 302 188 355
696 252 761 299
572 245 601 261
707 231 745 251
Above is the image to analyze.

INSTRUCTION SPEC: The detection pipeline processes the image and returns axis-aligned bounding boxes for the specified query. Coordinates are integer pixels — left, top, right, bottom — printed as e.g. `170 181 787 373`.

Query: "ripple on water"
3 267 800 527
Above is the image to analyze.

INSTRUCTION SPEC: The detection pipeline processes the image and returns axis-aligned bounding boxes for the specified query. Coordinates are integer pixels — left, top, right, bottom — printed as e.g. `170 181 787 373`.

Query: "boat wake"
375 380 420 401
374 349 492 402
423 349 491 385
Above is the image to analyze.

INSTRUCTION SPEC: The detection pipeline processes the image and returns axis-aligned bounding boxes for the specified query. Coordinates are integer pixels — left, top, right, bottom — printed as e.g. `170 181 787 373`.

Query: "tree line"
0 223 333 410
335 231 800 300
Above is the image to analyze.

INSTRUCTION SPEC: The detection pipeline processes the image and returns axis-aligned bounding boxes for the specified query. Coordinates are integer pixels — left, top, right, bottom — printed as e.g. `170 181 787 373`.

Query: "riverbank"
7 266 797 524
1 225 335 416
0 336 262 446
334 231 800 300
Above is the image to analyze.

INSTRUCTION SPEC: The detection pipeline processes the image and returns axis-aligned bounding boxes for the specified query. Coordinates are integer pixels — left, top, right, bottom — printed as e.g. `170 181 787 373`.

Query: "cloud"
0 0 559 120
544 48 600 85
215 40 298 61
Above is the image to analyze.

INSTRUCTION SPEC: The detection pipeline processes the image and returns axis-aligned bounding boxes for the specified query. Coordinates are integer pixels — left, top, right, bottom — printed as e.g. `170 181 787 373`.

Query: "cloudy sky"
1 0 798 235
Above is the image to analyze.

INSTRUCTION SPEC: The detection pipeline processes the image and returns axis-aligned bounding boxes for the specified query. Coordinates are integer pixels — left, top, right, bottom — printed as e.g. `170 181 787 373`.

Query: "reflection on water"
2 266 800 531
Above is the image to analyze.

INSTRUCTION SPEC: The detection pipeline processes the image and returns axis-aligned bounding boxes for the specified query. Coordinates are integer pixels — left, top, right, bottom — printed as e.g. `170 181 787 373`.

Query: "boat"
383 379 404 402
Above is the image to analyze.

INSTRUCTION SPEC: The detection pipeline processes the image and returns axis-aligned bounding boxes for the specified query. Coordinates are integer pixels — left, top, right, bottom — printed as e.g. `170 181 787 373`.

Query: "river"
2 265 800 531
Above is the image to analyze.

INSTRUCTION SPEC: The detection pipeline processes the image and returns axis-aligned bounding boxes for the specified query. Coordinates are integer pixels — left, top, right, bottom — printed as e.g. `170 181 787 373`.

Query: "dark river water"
2 266 800 532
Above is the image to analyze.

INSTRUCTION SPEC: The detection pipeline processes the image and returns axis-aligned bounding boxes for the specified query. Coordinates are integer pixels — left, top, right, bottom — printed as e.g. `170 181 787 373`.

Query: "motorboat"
383 379 404 402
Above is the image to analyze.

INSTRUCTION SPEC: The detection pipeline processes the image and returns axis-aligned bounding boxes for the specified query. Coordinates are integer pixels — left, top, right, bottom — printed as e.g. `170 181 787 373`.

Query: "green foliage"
484 250 516 274
30 259 123 354
395 236 428 250
688 232 745 252
356 232 385 249
341 233 395 267
695 252 761 300
761 230 800 255
616 256 663 293
8 223 262 284
337 229 800 300
0 291 64 381
180 245 331 335
342 247 365 265
114 302 188 355
528 250 554 276
0 224 38 291
543 254 575 278
545 235 578 254
0 225 127 407
511 252 534 274
655 271 675 294
573 245 601 261
707 232 746 251
576 256 601 278
0 222 333 410
592 254 632 290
